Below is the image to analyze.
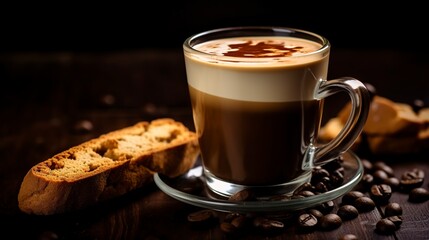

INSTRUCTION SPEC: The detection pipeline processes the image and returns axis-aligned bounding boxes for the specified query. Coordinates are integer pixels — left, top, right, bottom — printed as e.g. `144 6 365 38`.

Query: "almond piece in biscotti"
337 96 424 136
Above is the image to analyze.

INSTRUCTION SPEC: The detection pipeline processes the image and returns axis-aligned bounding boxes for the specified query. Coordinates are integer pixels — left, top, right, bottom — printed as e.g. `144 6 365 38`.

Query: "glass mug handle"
313 77 370 165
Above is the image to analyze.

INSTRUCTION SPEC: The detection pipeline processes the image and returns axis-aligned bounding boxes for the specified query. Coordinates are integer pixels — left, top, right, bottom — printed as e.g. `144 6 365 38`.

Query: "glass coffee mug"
183 26 370 197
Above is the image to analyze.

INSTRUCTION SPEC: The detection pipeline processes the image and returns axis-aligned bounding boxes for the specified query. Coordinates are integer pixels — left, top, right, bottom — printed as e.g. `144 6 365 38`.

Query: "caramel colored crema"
194 37 321 58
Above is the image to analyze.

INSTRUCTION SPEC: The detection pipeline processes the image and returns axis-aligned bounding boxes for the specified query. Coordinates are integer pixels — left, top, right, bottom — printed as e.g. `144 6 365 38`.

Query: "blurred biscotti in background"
320 95 429 155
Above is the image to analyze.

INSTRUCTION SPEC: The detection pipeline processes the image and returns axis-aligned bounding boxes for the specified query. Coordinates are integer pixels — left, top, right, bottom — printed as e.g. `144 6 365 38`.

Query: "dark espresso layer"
190 86 323 186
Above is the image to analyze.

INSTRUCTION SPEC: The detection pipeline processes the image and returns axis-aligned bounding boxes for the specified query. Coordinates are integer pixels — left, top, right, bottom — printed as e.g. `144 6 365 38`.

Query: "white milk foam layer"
185 36 329 102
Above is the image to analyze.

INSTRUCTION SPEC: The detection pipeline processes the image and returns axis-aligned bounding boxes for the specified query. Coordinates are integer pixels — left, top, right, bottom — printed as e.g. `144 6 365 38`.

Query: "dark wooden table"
1 48 428 240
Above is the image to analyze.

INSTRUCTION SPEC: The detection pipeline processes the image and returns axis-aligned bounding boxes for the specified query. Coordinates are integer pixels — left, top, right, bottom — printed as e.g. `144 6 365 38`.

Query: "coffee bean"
383 177 400 191
342 191 365 205
253 217 284 232
361 173 374 189
384 202 402 217
361 158 373 173
293 182 315 195
353 196 375 213
307 208 324 220
297 213 318 231
291 194 306 200
317 200 335 214
320 213 342 231
402 168 425 180
400 168 425 192
315 181 329 193
373 170 389 184
370 184 392 205
337 205 359 221
408 187 429 203
373 161 395 177
224 212 242 222
295 190 315 197
376 218 397 235
228 189 256 201
187 209 217 227
330 169 344 188
220 222 237 233
323 157 343 172
386 215 403 228
311 167 330 184
400 178 424 192
338 234 358 240
231 214 249 229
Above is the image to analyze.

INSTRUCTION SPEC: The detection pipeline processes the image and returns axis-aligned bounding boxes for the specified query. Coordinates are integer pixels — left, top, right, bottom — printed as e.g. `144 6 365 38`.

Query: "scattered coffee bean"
384 202 402 217
400 168 425 192
317 200 335 214
402 168 425 180
224 212 242 222
323 157 344 172
370 184 392 205
386 215 403 228
228 189 256 201
360 173 374 190
373 161 395 177
307 208 324 220
375 218 397 235
330 169 345 187
320 213 342 231
338 234 358 240
353 196 375 213
253 217 284 232
373 170 389 184
220 222 237 233
296 190 315 197
311 167 330 184
342 191 365 205
383 177 400 190
337 205 359 221
293 182 315 195
361 159 373 173
187 209 218 226
408 187 429 203
290 194 306 200
297 213 318 231
400 178 424 192
315 181 329 193
230 214 249 229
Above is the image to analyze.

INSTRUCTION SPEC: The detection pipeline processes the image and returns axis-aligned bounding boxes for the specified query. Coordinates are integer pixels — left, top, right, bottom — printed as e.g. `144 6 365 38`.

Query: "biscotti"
18 118 200 215
319 96 429 154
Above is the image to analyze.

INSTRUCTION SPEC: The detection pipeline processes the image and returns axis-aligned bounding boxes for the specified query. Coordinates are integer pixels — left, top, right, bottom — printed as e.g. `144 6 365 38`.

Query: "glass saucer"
154 150 363 213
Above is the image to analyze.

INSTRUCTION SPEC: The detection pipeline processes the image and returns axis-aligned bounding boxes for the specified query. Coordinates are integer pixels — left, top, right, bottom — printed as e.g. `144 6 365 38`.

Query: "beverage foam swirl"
185 36 329 102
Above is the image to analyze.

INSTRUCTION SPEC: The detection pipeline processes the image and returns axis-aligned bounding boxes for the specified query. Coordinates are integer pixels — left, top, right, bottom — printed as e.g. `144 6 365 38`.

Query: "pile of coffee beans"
185 156 428 237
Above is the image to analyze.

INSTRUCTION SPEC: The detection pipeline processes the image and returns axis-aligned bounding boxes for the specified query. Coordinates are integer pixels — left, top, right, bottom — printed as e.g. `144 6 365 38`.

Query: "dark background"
0 2 428 116
0 2 427 53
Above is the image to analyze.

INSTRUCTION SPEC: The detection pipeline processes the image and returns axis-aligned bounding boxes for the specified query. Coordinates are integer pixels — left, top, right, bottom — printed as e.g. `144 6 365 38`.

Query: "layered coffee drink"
184 35 329 189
